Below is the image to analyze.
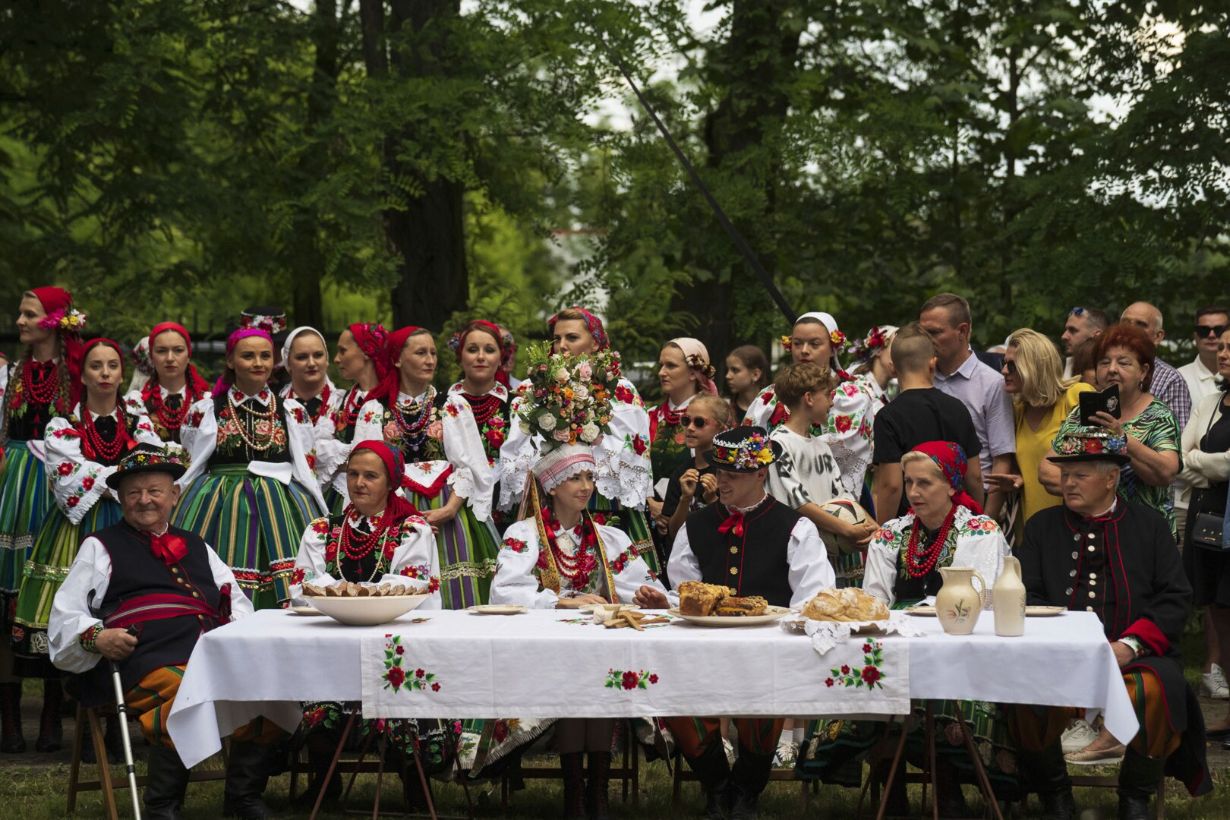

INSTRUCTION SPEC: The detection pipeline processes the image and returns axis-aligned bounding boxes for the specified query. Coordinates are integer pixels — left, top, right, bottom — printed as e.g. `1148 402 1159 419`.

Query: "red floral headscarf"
30 286 85 406
350 439 420 527
450 320 508 387
144 321 210 398
548 306 609 351
348 322 398 403
909 440 983 515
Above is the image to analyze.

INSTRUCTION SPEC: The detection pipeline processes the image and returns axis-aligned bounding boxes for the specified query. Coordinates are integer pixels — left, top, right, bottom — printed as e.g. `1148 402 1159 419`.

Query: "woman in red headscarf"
352 327 500 608
172 328 326 611
123 322 211 443
314 323 392 512
11 339 162 751
446 320 511 466
0 287 84 753
290 440 441 805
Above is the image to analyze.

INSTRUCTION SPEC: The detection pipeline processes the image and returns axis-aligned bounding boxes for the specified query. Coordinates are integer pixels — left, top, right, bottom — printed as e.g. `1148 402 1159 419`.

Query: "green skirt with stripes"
404 484 498 610
0 440 54 604
12 498 122 673
172 465 323 610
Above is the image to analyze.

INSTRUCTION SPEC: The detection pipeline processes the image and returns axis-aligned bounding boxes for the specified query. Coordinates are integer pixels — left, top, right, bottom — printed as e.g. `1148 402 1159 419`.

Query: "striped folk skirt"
12 498 123 674
0 440 53 610
172 465 323 610
403 484 498 610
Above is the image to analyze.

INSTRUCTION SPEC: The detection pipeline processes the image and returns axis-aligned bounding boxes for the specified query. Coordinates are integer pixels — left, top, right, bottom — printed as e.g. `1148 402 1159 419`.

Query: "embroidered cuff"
79 623 104 654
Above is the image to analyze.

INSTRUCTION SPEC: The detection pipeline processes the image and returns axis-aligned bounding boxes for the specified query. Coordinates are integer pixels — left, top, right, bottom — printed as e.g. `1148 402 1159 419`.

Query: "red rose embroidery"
485 428 505 449
386 666 405 689
862 643 872 653
67 496 79 507
834 415 852 433
825 678 835 688
861 665 882 686
648 674 659 684
502 537 527 554
632 434 647 455
621 671 638 690
840 665 850 675
395 645 405 655
291 568 305 586
415 668 425 679
431 682 440 692
57 462 73 476
81 476 95 491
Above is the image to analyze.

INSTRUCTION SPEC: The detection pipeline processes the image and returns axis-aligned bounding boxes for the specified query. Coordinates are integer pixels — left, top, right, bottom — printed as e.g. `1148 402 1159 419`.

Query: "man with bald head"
1119 302 1191 431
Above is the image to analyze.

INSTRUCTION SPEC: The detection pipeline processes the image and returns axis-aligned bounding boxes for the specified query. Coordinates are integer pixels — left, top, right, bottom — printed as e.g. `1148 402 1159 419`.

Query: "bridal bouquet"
513 342 621 447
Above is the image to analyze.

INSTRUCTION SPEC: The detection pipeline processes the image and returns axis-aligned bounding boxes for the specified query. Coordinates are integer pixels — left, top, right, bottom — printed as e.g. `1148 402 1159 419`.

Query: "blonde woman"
987 329 1092 524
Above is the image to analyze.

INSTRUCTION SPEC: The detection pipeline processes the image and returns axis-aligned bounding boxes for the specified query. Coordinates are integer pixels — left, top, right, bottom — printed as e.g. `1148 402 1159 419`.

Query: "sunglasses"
680 415 712 429
1001 360 1018 375
1196 324 1228 338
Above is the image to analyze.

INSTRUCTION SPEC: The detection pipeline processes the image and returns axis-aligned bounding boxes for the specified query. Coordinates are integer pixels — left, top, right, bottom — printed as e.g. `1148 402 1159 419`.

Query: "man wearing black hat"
635 426 834 820
1011 429 1209 820
48 444 277 820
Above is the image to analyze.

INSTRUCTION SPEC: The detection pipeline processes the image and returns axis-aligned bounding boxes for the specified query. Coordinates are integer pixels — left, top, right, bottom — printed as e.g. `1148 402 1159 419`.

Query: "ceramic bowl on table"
305 594 429 626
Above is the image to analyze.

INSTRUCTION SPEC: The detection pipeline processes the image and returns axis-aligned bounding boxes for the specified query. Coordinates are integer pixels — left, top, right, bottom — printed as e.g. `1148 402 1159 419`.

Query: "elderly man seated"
48 444 279 820
1013 429 1210 820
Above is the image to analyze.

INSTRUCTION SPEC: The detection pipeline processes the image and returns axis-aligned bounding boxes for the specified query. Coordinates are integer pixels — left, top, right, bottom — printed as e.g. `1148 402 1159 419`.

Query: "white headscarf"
281 326 337 393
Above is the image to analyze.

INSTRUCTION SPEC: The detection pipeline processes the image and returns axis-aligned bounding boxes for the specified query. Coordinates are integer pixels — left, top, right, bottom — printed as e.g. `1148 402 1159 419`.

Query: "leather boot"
1017 743 1075 820
0 682 25 753
35 678 63 752
561 752 586 820
223 740 274 819
685 738 733 819
1117 749 1163 820
586 751 612 820
729 748 774 820
144 744 191 820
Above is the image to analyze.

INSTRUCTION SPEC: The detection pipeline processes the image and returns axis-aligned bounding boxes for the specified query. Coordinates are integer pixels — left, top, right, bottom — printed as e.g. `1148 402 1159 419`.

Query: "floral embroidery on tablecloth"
825 639 886 690
605 669 659 690
382 634 441 693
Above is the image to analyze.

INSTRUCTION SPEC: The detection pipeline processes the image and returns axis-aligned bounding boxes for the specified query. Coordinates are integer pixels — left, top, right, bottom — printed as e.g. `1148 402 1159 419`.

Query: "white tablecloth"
166 608 1136 768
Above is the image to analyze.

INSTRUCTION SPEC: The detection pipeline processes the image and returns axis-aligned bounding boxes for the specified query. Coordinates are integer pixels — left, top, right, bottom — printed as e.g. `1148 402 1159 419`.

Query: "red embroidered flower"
415 668 425 679
485 428 505 449
54 428 81 439
444 403 459 418
591 513 607 526
840 665 850 675
621 671 638 690
428 577 440 593
861 665 882 686
292 408 307 424
190 410 204 427
324 542 337 564
768 402 790 428
395 645 405 655
67 496 79 507
291 568 305 586
57 462 73 476
834 415 852 433
386 666 405 689
431 682 440 692
312 518 329 534
648 674 659 684
306 453 317 471
503 537 528 553
825 678 835 688
614 385 634 404
632 434 647 455
81 476 95 491
862 643 872 653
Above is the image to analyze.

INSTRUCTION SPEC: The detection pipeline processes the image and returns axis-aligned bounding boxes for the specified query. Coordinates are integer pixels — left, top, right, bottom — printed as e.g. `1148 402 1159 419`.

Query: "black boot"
144 744 191 820
684 739 732 820
729 748 774 820
35 678 63 752
1117 749 1163 820
561 752 586 820
292 742 341 808
1017 743 1075 820
0 682 25 753
586 751 612 820
223 740 275 819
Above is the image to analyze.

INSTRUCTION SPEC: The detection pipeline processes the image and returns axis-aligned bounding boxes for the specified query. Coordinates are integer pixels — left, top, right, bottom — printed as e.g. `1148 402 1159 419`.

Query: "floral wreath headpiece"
38 305 88 333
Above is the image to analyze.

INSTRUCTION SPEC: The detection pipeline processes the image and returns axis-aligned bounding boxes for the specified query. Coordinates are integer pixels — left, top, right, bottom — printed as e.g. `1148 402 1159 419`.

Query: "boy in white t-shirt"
767 362 878 549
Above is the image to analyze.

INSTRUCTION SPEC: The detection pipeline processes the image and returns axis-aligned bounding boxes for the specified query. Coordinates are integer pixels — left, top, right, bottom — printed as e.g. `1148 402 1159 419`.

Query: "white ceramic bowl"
304 594 429 626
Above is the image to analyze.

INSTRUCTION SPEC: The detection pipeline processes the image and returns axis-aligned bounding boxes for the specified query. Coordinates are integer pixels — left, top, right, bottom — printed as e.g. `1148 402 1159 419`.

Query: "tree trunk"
670 0 801 359
360 0 468 332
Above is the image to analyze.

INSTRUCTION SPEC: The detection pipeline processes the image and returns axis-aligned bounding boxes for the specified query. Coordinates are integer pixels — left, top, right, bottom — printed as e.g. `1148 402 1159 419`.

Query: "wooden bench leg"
87 707 120 820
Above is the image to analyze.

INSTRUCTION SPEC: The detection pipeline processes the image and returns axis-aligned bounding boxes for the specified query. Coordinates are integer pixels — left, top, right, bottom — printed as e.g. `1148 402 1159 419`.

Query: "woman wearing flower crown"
289 439 442 808
745 311 880 502
173 328 326 610
0 286 84 753
354 326 499 609
123 322 212 444
12 339 162 751
314 322 393 512
491 442 664 820
499 306 659 572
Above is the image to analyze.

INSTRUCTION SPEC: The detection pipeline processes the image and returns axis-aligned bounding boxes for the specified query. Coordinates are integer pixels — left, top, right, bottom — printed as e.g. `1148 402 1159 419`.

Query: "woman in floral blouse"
173 328 326 610
13 339 161 751
445 320 511 467
1043 323 1181 537
490 443 664 820
0 286 83 754
123 322 212 444
354 326 499 609
290 439 441 808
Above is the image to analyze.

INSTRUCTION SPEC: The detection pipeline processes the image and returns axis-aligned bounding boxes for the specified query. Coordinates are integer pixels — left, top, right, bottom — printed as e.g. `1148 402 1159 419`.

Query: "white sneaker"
772 740 798 767
1060 719 1099 753
1201 665 1230 699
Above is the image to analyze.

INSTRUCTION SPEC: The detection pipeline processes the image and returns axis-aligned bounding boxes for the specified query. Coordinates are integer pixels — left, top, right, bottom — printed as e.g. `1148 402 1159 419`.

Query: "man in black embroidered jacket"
1013 429 1209 820
48 444 278 820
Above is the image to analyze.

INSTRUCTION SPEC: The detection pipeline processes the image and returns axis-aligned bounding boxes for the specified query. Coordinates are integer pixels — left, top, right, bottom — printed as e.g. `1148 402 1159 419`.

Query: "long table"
167 608 1136 768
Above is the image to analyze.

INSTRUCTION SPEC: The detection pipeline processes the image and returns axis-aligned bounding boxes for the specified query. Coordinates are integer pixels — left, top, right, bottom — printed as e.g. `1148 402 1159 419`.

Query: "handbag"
1192 511 1227 551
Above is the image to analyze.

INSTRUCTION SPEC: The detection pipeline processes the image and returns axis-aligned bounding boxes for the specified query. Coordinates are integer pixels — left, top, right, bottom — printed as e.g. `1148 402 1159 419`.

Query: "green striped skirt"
0 440 53 603
172 465 323 610
404 485 498 610
13 499 122 672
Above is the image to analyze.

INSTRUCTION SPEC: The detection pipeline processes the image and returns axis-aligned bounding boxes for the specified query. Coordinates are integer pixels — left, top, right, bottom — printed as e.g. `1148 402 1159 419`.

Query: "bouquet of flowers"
513 342 621 448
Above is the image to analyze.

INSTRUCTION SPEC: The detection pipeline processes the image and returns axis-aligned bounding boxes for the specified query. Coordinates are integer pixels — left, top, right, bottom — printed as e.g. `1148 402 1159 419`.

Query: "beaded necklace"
226 389 277 452
393 388 435 438
22 360 60 405
904 504 958 579
80 405 131 463
462 391 503 426
334 505 395 582
147 386 190 433
541 505 599 590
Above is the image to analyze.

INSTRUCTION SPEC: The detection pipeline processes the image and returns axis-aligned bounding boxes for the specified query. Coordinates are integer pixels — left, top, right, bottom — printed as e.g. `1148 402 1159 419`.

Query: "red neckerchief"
718 495 771 538
148 530 189 565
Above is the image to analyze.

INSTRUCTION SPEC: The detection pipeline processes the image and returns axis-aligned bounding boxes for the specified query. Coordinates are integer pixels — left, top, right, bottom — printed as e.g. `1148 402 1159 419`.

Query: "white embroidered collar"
449 381 508 401
230 386 272 407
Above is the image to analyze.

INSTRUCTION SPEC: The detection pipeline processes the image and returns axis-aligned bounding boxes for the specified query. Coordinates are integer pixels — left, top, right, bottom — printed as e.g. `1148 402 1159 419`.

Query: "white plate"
468 604 527 615
305 594 429 626
288 605 325 617
668 606 790 627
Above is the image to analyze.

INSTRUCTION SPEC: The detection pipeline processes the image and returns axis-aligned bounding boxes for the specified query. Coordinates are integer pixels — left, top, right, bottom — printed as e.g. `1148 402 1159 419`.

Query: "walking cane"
109 626 142 820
